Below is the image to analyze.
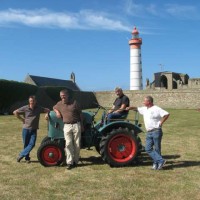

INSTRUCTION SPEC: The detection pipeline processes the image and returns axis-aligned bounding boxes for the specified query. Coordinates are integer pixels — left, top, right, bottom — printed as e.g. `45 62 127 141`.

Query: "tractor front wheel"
37 140 65 167
100 128 138 167
40 136 51 144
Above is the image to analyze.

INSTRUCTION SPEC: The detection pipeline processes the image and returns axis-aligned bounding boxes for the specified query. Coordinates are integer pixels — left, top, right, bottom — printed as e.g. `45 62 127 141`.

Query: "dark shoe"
157 160 166 170
152 163 158 170
25 157 31 163
66 164 73 170
17 156 23 162
25 159 31 163
73 162 78 167
61 161 67 166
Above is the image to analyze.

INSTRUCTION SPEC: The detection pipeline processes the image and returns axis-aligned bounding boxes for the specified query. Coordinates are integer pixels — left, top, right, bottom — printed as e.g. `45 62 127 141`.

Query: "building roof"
154 71 188 76
24 74 81 91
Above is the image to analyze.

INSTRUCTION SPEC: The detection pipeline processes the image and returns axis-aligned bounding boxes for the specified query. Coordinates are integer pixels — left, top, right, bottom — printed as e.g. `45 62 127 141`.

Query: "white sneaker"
157 160 166 170
152 163 158 170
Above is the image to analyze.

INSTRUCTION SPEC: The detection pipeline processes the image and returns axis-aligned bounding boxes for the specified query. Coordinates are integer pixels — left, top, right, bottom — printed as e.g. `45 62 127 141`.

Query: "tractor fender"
48 111 94 139
48 111 64 139
99 121 143 136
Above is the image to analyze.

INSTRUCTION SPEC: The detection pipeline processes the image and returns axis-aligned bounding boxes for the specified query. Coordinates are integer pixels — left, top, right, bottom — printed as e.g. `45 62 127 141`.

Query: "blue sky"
0 0 200 91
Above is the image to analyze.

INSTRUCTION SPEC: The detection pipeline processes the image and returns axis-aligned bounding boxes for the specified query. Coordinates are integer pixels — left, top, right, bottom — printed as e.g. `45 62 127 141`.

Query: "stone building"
146 71 200 90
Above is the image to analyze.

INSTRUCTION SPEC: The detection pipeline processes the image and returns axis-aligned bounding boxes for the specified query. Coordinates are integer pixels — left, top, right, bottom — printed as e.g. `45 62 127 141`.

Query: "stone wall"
10 88 200 113
94 89 200 109
188 78 200 88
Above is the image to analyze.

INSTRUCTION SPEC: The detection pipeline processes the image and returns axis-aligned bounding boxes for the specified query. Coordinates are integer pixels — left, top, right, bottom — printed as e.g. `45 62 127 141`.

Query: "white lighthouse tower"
129 27 143 90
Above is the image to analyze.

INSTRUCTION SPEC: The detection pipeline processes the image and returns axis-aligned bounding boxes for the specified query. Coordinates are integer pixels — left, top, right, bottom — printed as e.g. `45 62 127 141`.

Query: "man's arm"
44 108 50 113
108 105 115 114
13 109 25 123
159 114 170 127
113 104 127 113
125 106 138 111
43 108 50 120
53 107 62 118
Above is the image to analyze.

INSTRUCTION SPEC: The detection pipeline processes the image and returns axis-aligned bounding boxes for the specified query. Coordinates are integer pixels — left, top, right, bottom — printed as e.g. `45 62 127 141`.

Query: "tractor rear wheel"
100 128 138 167
94 137 101 154
37 140 65 167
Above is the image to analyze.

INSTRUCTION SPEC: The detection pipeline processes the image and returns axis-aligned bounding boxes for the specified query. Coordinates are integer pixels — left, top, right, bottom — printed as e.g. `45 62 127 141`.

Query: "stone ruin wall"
94 89 200 109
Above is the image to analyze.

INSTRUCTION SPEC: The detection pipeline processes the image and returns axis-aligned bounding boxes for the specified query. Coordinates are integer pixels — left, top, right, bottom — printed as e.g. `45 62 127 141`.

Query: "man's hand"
55 112 62 118
107 109 113 114
113 110 119 113
45 114 49 120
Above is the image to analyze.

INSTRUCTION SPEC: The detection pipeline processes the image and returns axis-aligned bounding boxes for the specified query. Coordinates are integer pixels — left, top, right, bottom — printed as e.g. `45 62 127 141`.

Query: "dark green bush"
0 79 38 113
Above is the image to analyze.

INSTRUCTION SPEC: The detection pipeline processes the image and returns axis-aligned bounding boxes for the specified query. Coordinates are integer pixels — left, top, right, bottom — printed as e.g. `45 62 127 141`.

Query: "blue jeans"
19 128 37 160
145 129 164 164
107 112 123 123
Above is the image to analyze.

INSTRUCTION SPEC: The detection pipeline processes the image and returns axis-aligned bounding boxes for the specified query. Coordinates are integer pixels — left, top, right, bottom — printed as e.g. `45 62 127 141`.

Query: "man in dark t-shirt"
107 87 130 123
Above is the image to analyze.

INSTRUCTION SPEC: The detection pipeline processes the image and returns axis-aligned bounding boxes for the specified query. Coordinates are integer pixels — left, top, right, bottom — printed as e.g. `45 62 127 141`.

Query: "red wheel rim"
108 134 137 163
41 145 63 165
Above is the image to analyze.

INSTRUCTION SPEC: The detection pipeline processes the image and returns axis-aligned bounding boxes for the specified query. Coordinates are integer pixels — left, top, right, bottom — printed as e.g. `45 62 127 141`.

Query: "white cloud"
165 4 200 19
124 0 144 17
146 4 159 16
0 8 131 31
124 1 200 20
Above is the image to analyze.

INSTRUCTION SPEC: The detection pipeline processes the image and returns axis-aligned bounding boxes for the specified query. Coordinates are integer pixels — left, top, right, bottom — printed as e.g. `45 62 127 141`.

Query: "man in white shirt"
126 96 170 170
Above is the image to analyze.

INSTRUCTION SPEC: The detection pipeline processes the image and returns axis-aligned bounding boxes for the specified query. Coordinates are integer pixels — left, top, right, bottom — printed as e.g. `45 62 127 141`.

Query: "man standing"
126 96 170 170
13 95 50 163
107 87 130 123
53 89 83 170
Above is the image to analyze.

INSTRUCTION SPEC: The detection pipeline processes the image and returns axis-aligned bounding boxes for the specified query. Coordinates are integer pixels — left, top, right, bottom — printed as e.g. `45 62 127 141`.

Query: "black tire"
95 143 100 154
94 137 101 154
40 136 51 144
37 140 65 167
100 128 138 167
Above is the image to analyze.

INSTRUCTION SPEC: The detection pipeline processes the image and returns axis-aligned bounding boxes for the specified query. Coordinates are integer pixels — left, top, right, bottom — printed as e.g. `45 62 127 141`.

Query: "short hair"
145 96 153 103
29 95 36 100
114 87 122 92
60 89 69 95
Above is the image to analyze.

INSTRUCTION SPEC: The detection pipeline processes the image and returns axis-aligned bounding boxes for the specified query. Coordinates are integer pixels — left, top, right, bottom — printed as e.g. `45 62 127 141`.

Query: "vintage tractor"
37 104 144 167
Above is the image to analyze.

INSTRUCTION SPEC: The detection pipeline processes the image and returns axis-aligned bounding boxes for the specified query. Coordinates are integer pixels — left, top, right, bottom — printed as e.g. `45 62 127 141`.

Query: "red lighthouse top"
132 27 139 36
129 26 142 49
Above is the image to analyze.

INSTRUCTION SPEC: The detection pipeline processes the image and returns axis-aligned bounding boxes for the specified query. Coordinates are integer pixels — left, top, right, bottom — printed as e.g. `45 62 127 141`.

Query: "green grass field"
0 109 200 200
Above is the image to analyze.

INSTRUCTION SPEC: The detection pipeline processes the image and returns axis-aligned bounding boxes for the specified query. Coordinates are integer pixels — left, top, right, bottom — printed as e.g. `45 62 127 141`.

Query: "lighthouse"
129 27 143 90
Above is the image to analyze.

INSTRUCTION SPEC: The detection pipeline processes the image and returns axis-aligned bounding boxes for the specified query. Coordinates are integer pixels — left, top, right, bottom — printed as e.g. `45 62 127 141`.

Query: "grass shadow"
137 154 199 170
59 156 106 167
26 154 199 170
164 160 200 170
79 156 106 167
134 153 182 168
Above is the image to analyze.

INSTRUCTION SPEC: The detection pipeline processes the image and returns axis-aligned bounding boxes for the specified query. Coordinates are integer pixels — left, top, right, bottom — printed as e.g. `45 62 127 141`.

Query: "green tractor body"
37 106 144 167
